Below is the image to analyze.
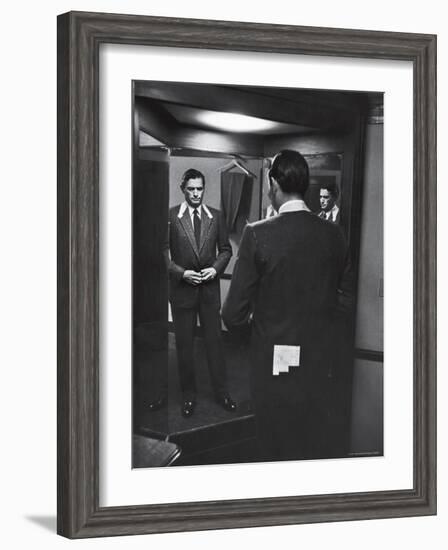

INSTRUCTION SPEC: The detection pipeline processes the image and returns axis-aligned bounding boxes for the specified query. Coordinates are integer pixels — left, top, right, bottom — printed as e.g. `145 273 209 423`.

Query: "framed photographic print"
57 11 436 538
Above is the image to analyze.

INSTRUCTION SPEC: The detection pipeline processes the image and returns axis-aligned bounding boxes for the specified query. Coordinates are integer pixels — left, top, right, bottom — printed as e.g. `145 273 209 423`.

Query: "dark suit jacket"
222 211 351 405
165 204 232 308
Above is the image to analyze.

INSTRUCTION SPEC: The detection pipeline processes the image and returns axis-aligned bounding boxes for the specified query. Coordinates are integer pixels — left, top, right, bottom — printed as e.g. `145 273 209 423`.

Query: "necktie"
193 208 201 247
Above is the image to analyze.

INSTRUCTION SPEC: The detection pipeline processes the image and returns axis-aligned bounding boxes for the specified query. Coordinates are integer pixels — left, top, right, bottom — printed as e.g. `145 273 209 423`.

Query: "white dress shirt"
177 201 213 221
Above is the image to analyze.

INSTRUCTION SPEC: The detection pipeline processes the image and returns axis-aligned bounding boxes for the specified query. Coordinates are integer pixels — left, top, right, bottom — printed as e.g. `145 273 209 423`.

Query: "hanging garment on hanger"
217 158 257 179
221 171 254 233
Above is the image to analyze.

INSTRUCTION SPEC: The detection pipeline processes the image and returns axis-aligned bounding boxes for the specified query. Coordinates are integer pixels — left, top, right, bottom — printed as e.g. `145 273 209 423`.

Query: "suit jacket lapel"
178 210 200 258
199 212 213 254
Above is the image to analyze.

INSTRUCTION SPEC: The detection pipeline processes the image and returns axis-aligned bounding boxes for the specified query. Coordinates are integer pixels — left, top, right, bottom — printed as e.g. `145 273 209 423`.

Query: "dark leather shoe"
217 395 237 412
148 395 167 412
181 399 196 418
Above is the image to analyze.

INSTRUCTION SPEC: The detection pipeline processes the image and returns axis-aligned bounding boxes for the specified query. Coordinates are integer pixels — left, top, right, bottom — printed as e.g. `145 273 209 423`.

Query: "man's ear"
270 178 280 195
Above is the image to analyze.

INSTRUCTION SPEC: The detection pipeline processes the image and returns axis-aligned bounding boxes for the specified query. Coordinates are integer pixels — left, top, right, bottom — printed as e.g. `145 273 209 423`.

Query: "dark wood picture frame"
57 11 437 538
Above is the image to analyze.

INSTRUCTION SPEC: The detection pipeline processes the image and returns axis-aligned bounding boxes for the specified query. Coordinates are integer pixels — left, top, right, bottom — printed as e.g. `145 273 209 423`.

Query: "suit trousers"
172 301 227 400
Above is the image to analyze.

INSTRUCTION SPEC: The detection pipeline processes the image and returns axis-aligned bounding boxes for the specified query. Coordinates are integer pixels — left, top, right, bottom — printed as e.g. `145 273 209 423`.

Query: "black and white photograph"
2 0 440 545
132 81 384 468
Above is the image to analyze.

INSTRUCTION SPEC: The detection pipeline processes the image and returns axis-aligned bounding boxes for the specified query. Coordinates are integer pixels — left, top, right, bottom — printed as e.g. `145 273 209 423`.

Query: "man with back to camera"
222 150 353 460
318 182 340 223
151 168 237 418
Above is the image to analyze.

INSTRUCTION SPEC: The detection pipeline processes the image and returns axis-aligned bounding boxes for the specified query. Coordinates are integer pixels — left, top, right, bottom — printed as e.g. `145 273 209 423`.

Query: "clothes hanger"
217 158 257 178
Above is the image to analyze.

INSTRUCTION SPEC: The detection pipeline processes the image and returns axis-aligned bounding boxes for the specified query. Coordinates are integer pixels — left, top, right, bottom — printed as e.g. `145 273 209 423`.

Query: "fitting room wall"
351 121 384 454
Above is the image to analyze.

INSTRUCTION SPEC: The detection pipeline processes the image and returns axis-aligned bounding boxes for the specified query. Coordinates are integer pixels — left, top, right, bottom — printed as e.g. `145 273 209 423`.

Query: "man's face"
182 177 204 207
320 189 335 212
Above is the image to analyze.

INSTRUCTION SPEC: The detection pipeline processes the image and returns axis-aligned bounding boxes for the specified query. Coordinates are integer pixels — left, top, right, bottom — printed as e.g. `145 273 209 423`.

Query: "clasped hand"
183 267 216 285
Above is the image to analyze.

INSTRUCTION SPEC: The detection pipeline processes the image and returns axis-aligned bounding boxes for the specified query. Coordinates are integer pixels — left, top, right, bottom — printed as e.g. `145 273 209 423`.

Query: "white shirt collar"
323 204 339 221
178 202 213 219
278 199 310 215
188 204 202 218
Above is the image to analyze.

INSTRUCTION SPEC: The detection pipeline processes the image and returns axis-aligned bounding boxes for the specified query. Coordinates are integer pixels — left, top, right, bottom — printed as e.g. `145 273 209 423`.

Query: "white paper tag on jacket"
272 345 301 375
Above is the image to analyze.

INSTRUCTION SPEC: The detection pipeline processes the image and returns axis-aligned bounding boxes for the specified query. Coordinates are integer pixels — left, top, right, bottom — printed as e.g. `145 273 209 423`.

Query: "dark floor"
133 332 257 467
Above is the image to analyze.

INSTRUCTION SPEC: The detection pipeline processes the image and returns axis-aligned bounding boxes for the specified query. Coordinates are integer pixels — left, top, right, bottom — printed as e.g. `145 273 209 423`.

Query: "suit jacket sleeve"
163 219 185 282
222 224 259 331
211 210 232 275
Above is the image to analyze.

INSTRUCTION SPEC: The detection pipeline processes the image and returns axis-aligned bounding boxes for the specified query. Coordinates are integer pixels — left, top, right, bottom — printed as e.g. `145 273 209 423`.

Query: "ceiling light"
197 111 278 133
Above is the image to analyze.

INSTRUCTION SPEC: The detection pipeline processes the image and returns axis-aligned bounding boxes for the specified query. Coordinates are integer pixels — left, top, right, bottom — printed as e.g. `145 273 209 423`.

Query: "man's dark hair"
268 150 309 196
181 168 205 189
320 182 340 200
